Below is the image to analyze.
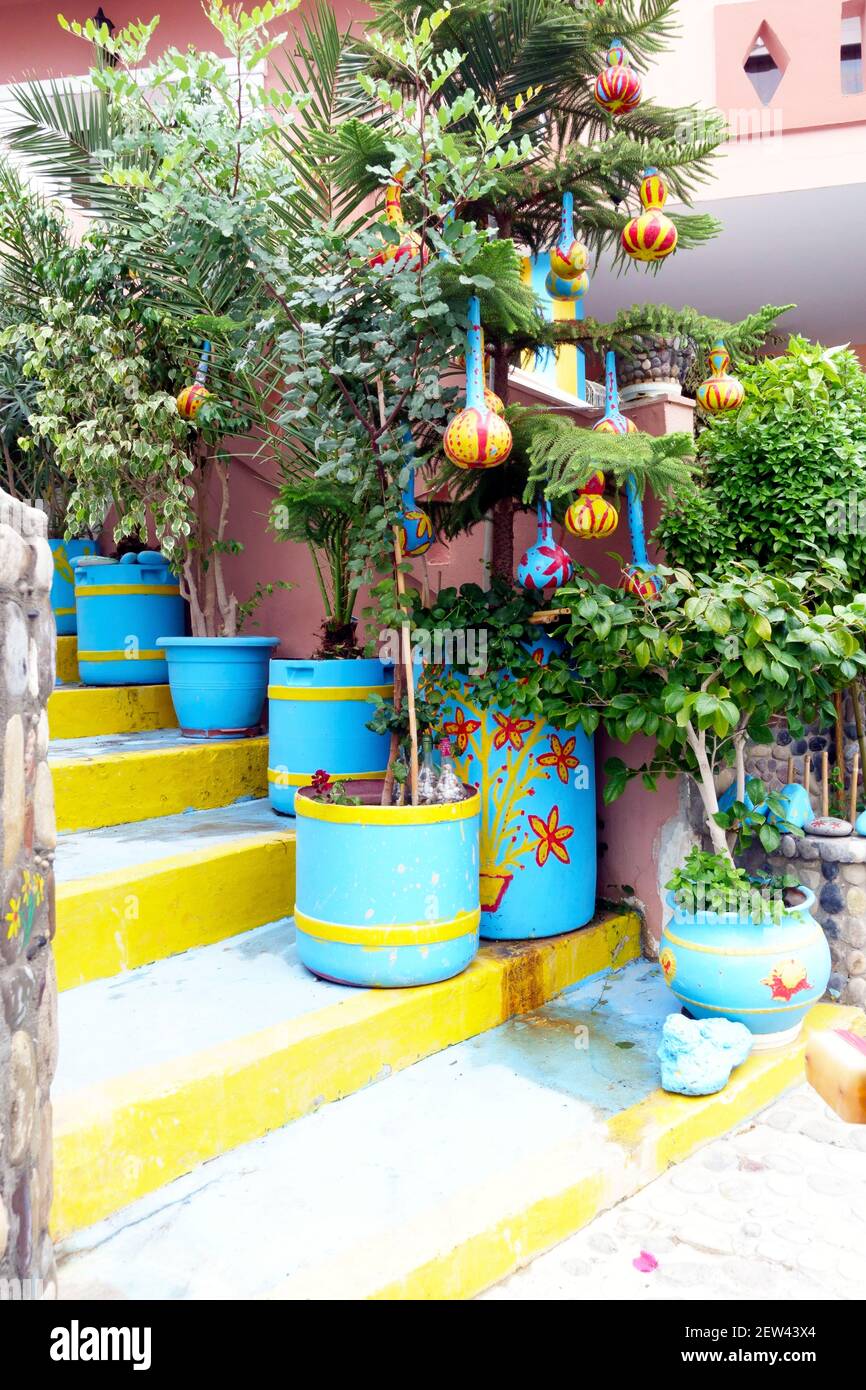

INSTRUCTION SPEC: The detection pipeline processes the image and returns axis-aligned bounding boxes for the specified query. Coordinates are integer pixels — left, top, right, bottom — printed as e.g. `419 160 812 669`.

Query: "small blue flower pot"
294 784 480 987
268 657 394 815
660 886 830 1049
157 636 278 738
50 539 96 636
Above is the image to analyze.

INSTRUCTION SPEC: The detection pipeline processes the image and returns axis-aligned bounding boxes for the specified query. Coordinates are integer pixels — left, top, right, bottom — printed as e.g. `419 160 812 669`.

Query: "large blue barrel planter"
268 658 394 815
294 784 480 987
50 539 95 636
438 675 596 940
660 887 831 1049
74 552 186 686
157 636 278 737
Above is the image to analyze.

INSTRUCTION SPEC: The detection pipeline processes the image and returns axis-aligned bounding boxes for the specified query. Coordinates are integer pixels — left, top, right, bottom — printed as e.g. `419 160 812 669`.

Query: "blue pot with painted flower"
294 783 480 987
660 886 830 1049
50 539 96 636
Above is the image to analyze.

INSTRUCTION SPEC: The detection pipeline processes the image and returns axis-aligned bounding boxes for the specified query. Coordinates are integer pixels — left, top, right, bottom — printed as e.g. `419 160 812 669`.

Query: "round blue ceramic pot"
50 539 95 636
75 554 186 685
437 672 596 940
157 636 278 738
267 658 394 815
294 784 480 987
660 887 830 1049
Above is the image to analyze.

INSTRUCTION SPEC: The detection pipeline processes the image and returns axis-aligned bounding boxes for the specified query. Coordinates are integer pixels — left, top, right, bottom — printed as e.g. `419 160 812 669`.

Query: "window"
743 27 786 105
842 8 864 94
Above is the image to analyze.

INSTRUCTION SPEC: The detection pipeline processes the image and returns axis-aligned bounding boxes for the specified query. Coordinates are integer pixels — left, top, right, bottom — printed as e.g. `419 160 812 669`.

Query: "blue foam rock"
657 1013 753 1096
856 809 866 838
772 783 814 829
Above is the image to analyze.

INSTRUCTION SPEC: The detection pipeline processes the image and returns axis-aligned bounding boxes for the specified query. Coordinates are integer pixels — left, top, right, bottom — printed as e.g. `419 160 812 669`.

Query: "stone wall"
0 491 57 1297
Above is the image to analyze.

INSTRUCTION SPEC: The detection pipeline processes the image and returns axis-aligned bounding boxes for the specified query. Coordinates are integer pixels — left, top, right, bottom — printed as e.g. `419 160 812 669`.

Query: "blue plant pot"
157 637 278 738
268 657 394 815
436 673 596 940
50 539 96 636
294 785 480 987
660 887 830 1048
75 554 186 685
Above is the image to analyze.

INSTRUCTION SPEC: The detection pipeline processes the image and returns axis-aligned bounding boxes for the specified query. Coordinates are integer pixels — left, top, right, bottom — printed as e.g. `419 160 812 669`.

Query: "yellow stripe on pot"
268 769 384 787
294 905 480 947
76 649 166 663
663 928 825 957
267 684 393 702
54 606 76 617
670 990 817 1015
74 584 181 598
51 908 640 1236
295 788 481 827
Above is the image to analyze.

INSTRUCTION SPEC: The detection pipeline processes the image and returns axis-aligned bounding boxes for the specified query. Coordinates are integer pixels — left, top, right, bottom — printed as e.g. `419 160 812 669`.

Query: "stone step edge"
51 910 639 1238
55 830 296 991
48 683 177 740
56 635 78 685
265 1001 865 1301
50 736 268 832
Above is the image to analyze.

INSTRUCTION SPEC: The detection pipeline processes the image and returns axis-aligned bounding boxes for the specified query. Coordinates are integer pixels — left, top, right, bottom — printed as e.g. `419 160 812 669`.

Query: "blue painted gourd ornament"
696 339 745 414
621 474 664 600
177 340 212 420
594 38 642 116
394 430 434 558
517 499 574 593
545 267 589 303
621 169 678 263
444 296 513 469
593 351 637 435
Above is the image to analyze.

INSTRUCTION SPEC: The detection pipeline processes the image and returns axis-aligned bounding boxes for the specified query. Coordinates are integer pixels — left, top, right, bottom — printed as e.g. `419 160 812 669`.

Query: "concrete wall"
0 490 57 1298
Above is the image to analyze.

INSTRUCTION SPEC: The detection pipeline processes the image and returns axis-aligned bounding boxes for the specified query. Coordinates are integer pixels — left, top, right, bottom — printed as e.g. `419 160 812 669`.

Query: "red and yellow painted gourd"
621 168 678 263
696 338 745 414
176 341 212 420
565 493 618 538
594 39 642 116
549 191 590 281
444 295 513 470
368 173 427 270
623 564 664 599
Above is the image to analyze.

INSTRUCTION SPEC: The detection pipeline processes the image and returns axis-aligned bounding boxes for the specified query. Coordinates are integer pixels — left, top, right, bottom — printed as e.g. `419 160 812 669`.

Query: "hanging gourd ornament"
581 470 605 495
545 267 589 303
593 350 637 435
444 295 512 469
484 387 505 415
594 39 642 116
394 429 434 557
517 499 574 593
696 338 745 414
621 476 663 600
176 340 212 420
368 172 427 270
623 564 664 599
621 169 678 263
565 493 618 539
549 192 590 281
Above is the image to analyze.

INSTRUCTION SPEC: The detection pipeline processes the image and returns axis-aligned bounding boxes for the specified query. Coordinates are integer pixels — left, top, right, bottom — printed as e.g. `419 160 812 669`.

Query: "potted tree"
553 561 866 1045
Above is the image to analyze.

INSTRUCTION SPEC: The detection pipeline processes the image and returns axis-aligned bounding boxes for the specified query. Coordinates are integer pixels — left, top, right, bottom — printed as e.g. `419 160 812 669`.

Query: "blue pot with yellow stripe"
74 552 186 685
157 636 278 737
268 658 393 815
50 539 95 636
294 784 480 987
660 887 830 1049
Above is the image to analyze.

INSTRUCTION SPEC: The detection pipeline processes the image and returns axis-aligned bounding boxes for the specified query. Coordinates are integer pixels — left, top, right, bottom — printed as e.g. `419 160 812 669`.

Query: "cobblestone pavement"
481 1085 866 1300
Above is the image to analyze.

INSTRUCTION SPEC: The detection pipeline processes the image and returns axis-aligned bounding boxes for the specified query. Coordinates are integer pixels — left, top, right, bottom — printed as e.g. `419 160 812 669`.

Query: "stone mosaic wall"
0 491 57 1296
744 691 864 800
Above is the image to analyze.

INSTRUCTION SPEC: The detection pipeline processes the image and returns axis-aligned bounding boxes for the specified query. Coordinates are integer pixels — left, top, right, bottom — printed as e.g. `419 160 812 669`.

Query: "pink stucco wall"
715 0 866 135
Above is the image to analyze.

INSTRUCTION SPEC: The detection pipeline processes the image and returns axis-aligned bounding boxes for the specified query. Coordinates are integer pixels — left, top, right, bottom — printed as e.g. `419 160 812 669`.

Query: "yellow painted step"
48 683 177 740
56 635 78 684
56 831 296 992
269 1002 866 1301
52 909 640 1237
50 732 268 831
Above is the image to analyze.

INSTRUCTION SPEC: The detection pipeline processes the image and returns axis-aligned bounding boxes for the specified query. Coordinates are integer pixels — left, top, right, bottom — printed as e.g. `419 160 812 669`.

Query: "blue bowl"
157 637 278 737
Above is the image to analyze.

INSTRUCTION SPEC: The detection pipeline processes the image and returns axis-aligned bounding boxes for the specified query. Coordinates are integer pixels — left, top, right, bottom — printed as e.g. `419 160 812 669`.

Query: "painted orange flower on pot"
443 707 481 755
537 733 581 785
492 712 534 751
659 947 676 985
761 959 811 1003
528 805 574 867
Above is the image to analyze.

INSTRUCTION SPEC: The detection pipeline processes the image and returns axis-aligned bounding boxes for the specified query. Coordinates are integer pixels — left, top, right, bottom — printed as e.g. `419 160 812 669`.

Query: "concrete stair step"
58 967 859 1301
48 682 177 740
49 728 268 831
56 634 78 685
51 908 639 1238
55 800 295 990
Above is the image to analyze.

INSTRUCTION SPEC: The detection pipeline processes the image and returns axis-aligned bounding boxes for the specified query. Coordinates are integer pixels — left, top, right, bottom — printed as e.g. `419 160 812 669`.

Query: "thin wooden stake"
786 753 794 787
804 754 811 807
822 749 829 818
852 682 866 808
851 750 860 825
